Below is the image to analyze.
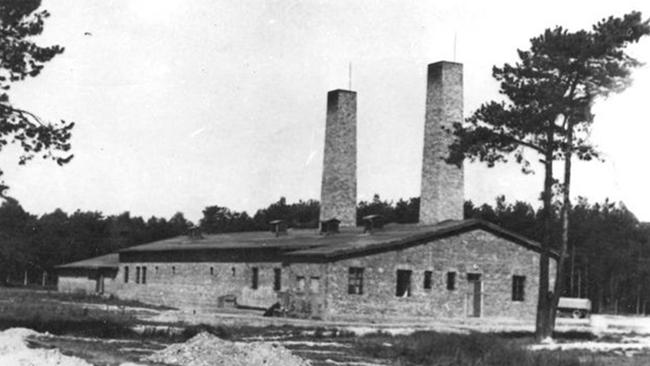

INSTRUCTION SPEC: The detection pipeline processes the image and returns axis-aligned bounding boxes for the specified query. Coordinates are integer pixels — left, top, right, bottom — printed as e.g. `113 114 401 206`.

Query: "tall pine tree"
448 12 650 340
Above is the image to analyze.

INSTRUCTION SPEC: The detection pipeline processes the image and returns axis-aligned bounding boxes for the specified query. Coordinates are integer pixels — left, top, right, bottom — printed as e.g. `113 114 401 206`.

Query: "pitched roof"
116 219 554 262
55 253 119 269
118 229 335 253
285 219 557 262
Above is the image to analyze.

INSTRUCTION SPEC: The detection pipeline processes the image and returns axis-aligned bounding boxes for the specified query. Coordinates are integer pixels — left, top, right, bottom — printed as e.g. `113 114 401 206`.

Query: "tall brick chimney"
419 61 464 225
319 89 357 227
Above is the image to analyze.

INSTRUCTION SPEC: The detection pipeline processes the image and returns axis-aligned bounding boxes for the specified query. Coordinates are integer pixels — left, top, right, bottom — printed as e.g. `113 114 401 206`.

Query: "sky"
3 0 650 223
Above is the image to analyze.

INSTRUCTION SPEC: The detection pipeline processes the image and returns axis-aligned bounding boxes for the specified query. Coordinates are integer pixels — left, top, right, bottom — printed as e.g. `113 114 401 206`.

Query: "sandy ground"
139 305 592 335
0 328 94 366
8 298 650 366
530 315 650 354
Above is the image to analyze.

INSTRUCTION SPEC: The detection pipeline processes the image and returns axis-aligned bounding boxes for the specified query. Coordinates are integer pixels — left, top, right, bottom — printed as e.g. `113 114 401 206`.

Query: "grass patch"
355 331 595 366
0 286 174 311
0 318 137 339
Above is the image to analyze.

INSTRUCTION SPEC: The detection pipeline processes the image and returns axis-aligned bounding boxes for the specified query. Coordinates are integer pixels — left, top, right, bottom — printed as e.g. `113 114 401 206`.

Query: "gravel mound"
0 327 92 366
144 332 310 366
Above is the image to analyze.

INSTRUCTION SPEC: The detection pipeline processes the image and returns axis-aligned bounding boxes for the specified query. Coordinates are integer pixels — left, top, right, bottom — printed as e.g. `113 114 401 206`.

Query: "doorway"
95 273 105 294
467 273 482 317
396 270 412 297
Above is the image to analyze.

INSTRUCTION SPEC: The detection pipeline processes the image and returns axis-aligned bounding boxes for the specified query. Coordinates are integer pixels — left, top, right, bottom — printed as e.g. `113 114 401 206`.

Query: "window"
135 266 141 284
141 266 147 284
232 267 236 277
172 266 176 275
273 268 281 291
210 267 214 275
155 266 159 274
251 267 259 289
124 266 129 283
423 271 432 290
296 276 306 292
446 272 456 290
309 277 320 293
512 275 526 301
348 267 364 295
396 270 412 297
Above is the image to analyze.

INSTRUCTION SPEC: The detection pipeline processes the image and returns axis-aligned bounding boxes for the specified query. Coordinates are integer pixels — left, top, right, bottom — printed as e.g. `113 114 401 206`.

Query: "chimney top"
320 89 357 228
419 61 464 225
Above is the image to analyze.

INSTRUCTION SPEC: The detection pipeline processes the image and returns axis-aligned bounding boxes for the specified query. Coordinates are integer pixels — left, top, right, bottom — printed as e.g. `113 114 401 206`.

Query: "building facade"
55 60 557 322
285 223 555 320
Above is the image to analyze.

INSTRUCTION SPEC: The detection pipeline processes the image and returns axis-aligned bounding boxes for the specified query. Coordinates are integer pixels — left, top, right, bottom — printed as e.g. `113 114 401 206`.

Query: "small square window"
309 277 320 293
423 271 432 290
348 267 364 295
273 268 281 291
446 272 456 290
296 276 306 292
251 267 259 289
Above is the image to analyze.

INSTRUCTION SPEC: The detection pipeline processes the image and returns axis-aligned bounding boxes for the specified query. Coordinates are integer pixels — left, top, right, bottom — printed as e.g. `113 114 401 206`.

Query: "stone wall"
320 89 357 227
113 261 286 311
419 61 464 224
285 263 329 319
287 229 555 321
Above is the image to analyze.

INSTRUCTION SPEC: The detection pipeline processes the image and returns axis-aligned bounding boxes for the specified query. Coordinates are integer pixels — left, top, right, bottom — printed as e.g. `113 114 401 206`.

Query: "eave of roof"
118 227 363 253
79 220 553 265
55 253 119 270
285 219 559 262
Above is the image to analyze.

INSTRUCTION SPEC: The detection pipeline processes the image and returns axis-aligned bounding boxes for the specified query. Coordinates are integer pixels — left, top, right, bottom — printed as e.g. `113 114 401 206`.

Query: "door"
467 273 481 317
95 273 105 294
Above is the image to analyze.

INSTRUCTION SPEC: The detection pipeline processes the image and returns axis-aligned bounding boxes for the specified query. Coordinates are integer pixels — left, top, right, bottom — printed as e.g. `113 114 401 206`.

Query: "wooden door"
467 273 482 317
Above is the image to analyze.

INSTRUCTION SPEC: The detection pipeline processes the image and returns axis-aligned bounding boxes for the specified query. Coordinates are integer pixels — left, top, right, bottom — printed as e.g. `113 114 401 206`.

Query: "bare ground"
3 287 650 365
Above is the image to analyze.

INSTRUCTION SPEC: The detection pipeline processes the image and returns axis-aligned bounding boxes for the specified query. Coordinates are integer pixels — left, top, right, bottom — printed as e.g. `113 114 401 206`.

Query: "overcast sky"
3 0 650 222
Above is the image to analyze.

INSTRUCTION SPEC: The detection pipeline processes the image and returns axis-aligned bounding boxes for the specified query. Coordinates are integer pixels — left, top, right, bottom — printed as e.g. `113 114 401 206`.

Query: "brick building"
55 61 557 321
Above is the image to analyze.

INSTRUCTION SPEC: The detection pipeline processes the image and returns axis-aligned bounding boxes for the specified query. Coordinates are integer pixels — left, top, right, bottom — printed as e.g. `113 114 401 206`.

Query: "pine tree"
448 11 650 340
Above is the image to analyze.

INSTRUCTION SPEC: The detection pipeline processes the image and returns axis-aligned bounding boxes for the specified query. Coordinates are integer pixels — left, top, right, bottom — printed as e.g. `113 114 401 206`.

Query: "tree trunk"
577 267 582 298
585 259 589 299
598 285 604 313
550 122 573 332
570 243 575 296
535 130 555 341
637 283 642 315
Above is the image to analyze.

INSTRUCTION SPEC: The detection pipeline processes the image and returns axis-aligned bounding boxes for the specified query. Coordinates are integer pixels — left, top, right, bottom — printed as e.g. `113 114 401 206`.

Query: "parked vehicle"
557 297 591 318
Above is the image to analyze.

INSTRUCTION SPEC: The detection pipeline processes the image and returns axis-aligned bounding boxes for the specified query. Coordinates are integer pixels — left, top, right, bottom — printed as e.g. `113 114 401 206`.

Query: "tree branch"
0 104 45 126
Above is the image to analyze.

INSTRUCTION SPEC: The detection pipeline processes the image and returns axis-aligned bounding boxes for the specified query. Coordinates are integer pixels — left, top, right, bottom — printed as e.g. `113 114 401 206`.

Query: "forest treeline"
0 195 648 314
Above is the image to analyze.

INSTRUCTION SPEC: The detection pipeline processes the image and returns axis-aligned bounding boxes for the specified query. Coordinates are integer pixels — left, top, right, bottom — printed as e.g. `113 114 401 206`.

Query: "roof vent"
187 226 203 240
269 219 288 237
362 214 384 233
320 218 340 235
